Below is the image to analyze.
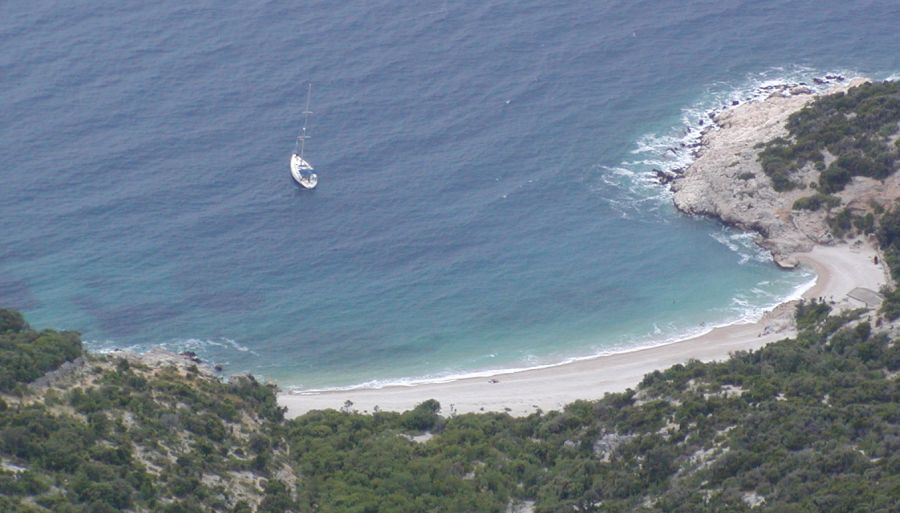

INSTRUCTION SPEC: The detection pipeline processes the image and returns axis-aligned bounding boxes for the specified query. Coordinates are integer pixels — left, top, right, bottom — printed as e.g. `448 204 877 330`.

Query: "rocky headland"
670 76 900 270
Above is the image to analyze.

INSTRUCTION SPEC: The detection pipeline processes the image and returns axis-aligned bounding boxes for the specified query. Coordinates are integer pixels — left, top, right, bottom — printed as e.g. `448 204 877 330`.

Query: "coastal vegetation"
2 307 897 512
824 208 877 238
876 207 900 319
790 192 840 211
0 310 82 393
760 80 900 192
0 312 295 513
284 305 897 513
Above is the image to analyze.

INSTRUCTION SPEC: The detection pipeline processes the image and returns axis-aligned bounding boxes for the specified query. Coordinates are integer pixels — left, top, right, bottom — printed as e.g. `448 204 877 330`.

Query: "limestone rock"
671 78 869 261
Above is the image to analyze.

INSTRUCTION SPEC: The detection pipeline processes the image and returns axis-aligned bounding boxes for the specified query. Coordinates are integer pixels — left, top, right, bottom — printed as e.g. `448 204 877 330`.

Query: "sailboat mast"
299 83 312 159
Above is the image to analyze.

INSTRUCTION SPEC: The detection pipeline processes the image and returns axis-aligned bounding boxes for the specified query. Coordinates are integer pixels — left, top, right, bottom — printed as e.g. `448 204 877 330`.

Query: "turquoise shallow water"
1 1 898 389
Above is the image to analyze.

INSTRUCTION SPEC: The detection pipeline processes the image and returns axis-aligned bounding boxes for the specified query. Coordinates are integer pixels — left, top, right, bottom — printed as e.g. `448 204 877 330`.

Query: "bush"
792 193 841 211
819 164 853 193
827 209 854 238
401 399 442 431
795 300 831 331
880 286 900 320
877 208 900 250
0 310 27 333
0 315 83 392
854 212 876 234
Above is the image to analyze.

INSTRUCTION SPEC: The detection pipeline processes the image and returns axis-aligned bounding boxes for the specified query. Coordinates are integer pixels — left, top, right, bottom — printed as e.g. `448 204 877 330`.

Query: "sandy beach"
280 240 887 417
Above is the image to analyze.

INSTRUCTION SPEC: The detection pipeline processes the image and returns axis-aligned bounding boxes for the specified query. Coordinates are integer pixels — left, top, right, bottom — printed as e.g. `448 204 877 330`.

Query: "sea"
2 0 898 390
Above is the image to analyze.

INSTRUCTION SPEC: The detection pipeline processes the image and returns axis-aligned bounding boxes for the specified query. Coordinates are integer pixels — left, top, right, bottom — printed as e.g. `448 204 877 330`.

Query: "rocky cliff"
670 77 900 268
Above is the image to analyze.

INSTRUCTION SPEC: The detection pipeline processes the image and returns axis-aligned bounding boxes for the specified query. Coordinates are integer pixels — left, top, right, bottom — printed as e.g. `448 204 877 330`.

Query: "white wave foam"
86 337 260 358
597 65 865 219
727 270 817 323
289 271 820 394
90 341 146 354
709 229 771 265
287 320 727 394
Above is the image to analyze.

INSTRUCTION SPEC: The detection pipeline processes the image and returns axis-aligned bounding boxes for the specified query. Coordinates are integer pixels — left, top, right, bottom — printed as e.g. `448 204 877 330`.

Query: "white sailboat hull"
290 153 317 189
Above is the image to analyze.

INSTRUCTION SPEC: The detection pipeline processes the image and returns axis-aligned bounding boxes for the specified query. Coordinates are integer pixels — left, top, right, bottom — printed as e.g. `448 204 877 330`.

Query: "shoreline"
279 242 887 417
286 272 817 395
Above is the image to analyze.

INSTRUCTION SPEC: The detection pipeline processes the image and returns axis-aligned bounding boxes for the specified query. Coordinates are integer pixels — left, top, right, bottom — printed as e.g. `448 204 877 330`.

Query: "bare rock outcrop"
671 78 871 266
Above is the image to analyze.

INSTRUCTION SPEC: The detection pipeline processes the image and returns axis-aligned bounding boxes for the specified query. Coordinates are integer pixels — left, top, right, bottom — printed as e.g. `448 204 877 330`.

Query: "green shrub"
0 320 83 392
792 193 841 211
795 300 831 331
880 286 900 320
877 208 900 250
819 163 853 193
0 310 27 333
400 399 442 431
854 212 876 234
827 209 854 238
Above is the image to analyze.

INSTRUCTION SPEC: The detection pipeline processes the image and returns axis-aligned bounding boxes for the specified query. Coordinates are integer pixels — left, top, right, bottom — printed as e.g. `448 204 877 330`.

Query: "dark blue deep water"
2 0 898 388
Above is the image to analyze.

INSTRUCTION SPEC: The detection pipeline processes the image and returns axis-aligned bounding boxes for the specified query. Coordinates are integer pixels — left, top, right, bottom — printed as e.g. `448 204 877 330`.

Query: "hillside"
2 300 897 513
1 311 297 513
283 299 900 513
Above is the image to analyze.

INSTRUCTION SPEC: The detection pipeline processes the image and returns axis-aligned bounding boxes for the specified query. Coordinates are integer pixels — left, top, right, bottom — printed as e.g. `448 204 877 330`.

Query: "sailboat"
290 83 318 189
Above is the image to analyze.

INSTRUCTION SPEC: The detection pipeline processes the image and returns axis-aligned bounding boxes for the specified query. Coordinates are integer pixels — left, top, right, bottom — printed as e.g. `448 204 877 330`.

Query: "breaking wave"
597 65 861 219
88 337 260 360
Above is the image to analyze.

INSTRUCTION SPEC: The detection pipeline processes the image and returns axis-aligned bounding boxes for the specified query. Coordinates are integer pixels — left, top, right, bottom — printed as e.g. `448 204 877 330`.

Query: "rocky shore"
665 75 899 269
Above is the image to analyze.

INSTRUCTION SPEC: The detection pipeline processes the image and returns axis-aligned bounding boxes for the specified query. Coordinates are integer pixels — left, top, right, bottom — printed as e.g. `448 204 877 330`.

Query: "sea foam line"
709 229 772 265
290 270 820 395
87 336 260 358
599 66 863 220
